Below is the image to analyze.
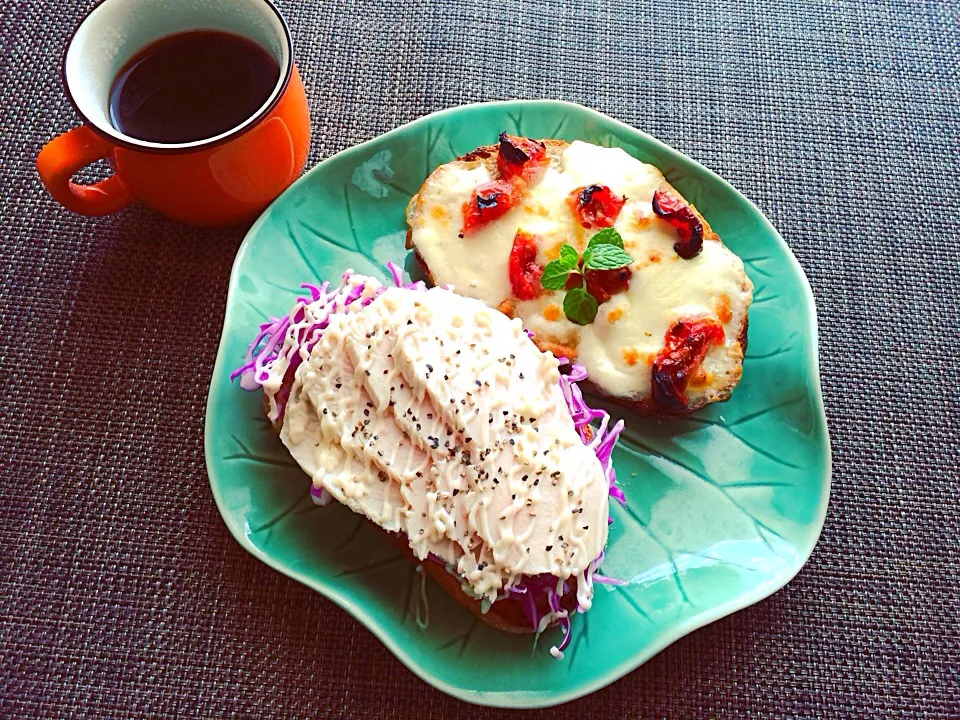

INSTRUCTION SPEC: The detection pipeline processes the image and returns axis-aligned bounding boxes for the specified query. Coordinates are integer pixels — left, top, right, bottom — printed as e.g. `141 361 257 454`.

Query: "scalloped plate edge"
204 99 831 708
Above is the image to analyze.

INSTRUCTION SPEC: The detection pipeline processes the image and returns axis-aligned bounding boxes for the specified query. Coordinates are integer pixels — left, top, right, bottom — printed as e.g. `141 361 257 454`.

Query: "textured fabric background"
1 0 958 717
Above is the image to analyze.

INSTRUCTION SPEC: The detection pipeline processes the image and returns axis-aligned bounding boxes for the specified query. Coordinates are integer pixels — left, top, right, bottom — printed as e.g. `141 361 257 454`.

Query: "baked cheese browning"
406 137 753 414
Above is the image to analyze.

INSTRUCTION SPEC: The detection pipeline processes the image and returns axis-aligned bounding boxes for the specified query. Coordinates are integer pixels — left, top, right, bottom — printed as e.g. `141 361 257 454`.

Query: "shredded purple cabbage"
232 264 425 416
232 262 626 658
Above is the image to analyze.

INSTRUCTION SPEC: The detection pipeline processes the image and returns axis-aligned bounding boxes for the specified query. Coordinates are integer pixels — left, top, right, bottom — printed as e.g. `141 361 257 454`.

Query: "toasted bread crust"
380 531 537 633
406 138 750 416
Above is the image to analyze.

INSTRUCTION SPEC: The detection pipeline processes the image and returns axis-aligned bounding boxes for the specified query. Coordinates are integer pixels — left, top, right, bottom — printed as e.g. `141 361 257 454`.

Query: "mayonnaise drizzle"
263 277 609 606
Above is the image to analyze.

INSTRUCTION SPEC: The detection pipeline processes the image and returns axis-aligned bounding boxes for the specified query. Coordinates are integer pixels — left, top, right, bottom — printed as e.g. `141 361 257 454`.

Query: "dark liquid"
108 30 281 144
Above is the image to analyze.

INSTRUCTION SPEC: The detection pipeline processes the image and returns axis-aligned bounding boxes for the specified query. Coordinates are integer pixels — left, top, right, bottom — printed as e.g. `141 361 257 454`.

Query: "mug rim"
61 0 294 155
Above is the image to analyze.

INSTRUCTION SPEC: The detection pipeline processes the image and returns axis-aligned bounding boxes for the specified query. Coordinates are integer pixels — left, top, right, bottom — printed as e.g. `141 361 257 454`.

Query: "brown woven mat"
1 0 957 717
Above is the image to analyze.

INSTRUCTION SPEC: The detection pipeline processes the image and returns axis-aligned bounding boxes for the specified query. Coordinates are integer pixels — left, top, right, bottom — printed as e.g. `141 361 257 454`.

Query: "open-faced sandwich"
405 134 754 415
233 266 624 657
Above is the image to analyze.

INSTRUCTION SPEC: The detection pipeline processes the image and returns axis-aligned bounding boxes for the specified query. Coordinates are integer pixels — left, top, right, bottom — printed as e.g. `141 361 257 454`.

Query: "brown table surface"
2 0 958 717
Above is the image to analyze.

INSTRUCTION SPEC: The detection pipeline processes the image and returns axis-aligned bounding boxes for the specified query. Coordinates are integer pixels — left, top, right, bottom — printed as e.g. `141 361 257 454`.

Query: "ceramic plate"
204 100 830 708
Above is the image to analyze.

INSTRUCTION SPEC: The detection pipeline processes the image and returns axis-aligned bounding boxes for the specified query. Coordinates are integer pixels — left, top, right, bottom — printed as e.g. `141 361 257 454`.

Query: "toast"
247 275 618 640
266 388 576 634
405 136 753 415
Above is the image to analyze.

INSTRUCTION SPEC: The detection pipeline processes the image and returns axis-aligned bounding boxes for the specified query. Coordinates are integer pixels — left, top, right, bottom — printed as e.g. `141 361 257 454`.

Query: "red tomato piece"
461 179 522 236
651 189 704 259
583 266 632 304
651 319 725 412
568 185 626 229
497 132 547 183
508 230 543 300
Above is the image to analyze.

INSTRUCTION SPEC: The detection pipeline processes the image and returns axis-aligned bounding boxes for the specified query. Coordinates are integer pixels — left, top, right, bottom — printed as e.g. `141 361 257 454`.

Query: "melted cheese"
274 281 609 604
410 140 753 402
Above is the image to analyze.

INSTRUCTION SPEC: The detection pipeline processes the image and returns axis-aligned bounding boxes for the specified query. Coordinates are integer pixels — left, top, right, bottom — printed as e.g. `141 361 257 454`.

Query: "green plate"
204 100 830 708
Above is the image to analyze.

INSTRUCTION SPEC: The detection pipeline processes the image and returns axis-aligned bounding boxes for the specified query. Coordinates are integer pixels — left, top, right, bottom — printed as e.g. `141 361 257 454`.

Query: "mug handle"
36 125 135 216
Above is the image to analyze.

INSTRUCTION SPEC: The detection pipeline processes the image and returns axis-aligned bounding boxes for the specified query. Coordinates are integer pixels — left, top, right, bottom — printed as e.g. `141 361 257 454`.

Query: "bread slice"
405 138 752 415
265 385 581 634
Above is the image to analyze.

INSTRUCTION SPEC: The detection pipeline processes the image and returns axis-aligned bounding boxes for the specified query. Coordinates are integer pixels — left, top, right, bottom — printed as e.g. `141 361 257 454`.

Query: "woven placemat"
1 0 957 717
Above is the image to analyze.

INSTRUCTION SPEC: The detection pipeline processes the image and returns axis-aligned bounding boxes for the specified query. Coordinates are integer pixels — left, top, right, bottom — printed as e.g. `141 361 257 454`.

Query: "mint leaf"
541 261 572 290
558 243 579 269
584 244 633 270
563 286 599 325
587 227 623 249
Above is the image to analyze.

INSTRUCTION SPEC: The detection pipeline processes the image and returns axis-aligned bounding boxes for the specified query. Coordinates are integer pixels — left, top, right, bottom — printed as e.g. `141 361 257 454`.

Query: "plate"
204 100 830 708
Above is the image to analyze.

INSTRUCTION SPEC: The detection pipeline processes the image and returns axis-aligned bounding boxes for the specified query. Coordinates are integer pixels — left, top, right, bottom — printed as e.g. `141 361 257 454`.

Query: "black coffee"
108 30 281 144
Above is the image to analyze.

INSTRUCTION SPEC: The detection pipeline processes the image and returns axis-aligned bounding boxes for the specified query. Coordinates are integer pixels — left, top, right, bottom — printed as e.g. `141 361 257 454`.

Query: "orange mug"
36 0 310 227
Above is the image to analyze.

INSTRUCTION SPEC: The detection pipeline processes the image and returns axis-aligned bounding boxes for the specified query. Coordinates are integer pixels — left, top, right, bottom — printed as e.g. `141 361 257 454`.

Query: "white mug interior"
65 0 291 152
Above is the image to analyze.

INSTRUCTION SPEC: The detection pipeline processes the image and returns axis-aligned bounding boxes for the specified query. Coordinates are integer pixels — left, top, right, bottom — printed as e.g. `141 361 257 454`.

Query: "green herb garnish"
562 287 599 325
540 228 633 325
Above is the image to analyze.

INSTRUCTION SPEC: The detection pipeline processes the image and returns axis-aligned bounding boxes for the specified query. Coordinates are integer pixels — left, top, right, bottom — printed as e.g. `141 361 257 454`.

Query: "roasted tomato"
651 319 725 412
462 179 522 236
461 133 546 235
508 230 543 300
584 266 632 304
651 189 703 259
566 266 633 303
568 185 626 229
497 132 547 183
